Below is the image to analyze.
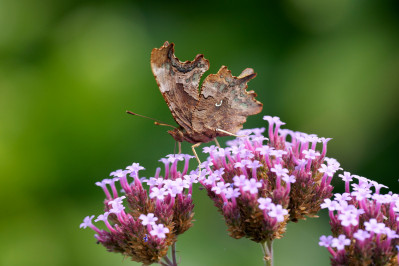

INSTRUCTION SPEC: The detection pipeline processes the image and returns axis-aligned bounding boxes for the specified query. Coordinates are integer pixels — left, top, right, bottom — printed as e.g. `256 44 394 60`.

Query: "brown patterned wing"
191 66 263 140
151 41 210 132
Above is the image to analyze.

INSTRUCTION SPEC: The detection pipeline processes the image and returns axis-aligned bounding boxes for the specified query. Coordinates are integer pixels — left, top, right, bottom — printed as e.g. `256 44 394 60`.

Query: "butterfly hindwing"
191 66 263 139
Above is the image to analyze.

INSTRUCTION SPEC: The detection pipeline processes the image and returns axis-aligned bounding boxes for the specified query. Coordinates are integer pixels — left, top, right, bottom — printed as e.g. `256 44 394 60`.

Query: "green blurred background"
1 0 399 265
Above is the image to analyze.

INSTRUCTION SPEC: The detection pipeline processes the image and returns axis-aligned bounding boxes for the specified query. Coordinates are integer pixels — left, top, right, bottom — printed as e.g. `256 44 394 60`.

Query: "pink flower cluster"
319 172 399 265
198 116 339 242
80 154 196 265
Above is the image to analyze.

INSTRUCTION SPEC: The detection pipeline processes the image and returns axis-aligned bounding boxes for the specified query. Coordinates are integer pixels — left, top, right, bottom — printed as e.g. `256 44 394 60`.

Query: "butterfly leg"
191 143 202 177
214 138 221 148
191 143 201 165
173 141 182 155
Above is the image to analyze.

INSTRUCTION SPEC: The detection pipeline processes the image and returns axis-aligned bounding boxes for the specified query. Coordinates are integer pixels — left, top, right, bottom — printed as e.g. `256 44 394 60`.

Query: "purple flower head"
212 182 230 195
149 187 167 200
371 193 391 204
334 193 351 203
320 199 340 211
258 197 273 210
203 145 217 154
320 170 399 265
95 179 112 188
331 235 350 251
270 164 289 177
325 157 341 170
351 185 372 201
190 168 208 182
95 179 113 200
167 185 183 197
233 175 247 187
306 134 319 144
204 172 222 186
370 181 388 194
247 160 263 170
94 212 116 233
80 215 95 229
352 175 372 185
256 145 274 156
150 223 170 239
318 164 336 178
268 204 288 222
158 157 169 165
339 171 353 182
270 149 287 159
319 235 333 247
145 177 164 187
302 149 320 160
108 195 126 208
338 210 359 227
184 174 198 184
239 149 255 159
225 187 241 199
252 135 268 144
213 168 225 177
175 177 189 189
263 116 285 127
383 228 399 239
126 162 145 174
200 117 336 243
364 218 386 234
139 213 158 226
94 212 110 223
282 174 296 184
353 229 371 242
110 169 128 178
234 161 246 169
166 154 184 163
242 178 262 194
81 153 196 264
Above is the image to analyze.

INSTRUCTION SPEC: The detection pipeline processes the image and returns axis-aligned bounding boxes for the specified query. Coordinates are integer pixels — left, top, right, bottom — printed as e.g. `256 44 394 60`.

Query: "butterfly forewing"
151 41 209 133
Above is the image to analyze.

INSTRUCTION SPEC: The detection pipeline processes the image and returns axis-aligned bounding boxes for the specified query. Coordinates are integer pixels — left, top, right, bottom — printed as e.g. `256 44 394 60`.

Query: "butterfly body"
151 41 263 144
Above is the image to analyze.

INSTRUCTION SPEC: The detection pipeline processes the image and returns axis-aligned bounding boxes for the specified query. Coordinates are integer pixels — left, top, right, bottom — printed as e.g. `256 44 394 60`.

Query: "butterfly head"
168 128 187 143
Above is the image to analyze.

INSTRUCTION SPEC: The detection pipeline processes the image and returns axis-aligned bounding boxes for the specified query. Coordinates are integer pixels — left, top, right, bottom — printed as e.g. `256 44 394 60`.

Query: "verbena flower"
80 154 196 265
199 116 338 244
319 172 399 265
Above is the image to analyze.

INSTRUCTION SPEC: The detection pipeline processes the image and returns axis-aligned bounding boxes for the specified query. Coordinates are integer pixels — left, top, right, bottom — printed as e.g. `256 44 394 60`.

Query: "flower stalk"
261 240 274 266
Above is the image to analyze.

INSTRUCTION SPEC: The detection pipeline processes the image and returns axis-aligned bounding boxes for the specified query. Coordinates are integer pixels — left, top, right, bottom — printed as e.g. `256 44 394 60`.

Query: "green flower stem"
162 255 173 266
172 242 178 266
261 240 274 266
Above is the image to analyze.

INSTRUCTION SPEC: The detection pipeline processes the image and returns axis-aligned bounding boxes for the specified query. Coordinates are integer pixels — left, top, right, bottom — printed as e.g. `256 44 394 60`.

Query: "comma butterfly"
150 41 263 146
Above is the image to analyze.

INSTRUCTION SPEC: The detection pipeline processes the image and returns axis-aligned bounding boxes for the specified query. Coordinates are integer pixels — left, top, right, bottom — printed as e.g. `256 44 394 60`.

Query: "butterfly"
150 41 263 150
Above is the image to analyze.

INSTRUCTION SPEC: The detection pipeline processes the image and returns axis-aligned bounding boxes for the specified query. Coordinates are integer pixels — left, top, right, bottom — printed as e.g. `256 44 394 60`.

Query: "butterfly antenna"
126 110 177 129
191 143 202 179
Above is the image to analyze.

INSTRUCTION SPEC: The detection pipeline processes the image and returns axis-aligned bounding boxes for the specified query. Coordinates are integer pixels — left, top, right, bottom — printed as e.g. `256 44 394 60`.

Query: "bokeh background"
1 0 399 265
